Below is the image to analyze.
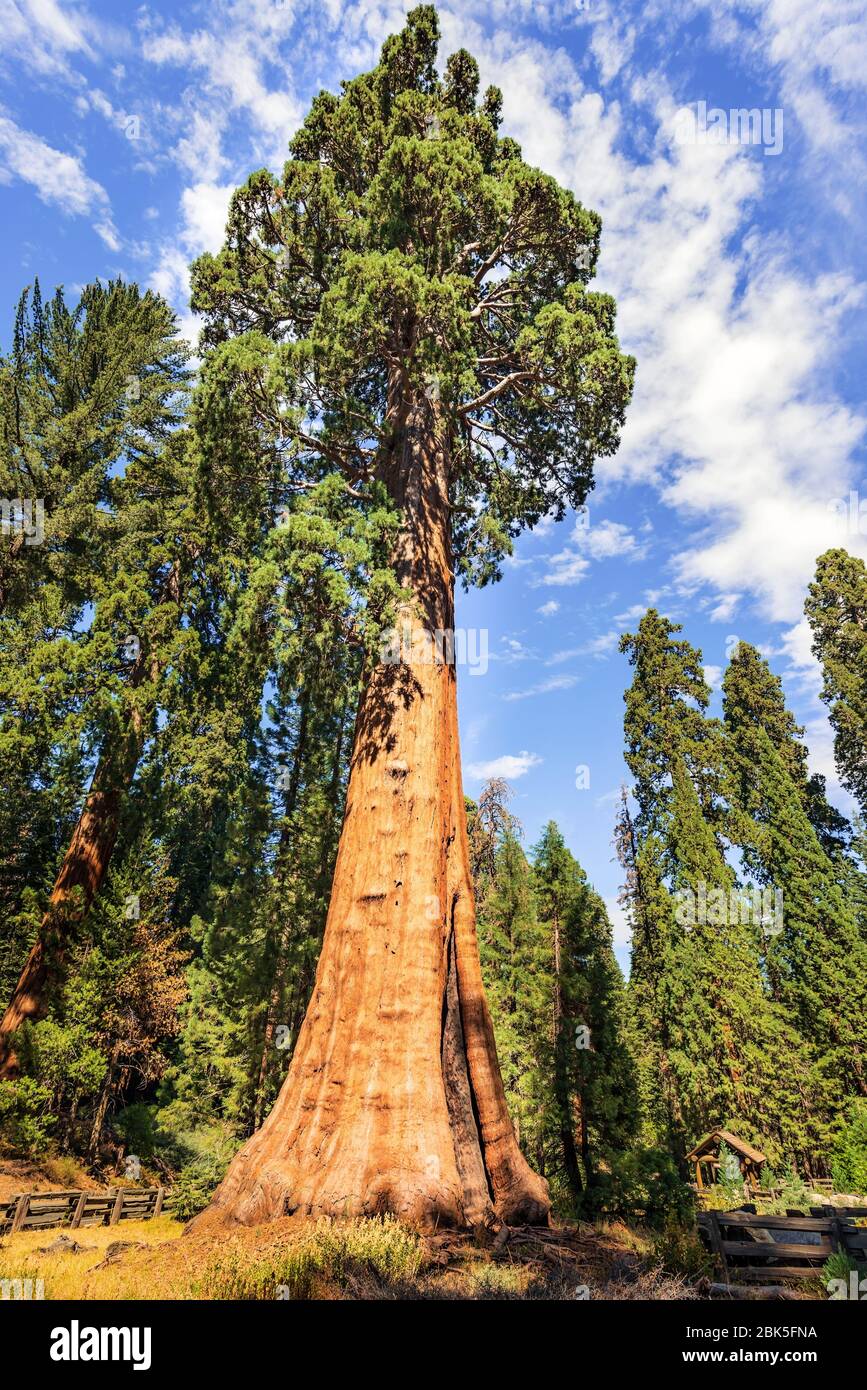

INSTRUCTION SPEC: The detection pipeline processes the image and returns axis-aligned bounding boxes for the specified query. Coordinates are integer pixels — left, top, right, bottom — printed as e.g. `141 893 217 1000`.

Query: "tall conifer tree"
806 548 867 817
192 5 633 1230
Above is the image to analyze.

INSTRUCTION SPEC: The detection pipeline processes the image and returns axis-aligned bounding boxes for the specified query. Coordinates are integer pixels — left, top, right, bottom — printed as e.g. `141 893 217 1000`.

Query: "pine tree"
0 279 188 617
666 757 817 1167
530 821 583 1195
0 283 191 1076
618 614 820 1171
477 828 551 1172
0 433 201 1074
751 728 867 1115
615 794 685 1156
619 609 722 843
467 777 517 890
806 549 867 816
533 820 638 1202
722 640 850 873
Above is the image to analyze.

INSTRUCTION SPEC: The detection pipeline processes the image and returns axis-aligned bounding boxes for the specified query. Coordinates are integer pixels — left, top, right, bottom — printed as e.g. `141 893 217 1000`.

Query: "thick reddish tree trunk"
0 562 185 1078
0 735 138 1079
0 569 179 1082
194 398 550 1231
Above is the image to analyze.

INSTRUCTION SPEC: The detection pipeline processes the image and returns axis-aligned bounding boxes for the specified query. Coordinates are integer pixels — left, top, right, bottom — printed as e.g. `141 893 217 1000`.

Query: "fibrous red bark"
0 569 180 1080
194 399 550 1231
0 753 134 1079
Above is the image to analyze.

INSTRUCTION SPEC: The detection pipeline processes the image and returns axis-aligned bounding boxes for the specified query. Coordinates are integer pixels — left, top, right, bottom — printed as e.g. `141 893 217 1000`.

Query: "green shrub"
113 1103 160 1159
759 1163 813 1215
43 1155 83 1187
650 1219 713 1280
167 1155 229 1222
3 1019 105 1157
831 1100 867 1195
822 1250 867 1299
156 1122 238 1220
582 1149 693 1228
17 1018 105 1098
0 1077 55 1155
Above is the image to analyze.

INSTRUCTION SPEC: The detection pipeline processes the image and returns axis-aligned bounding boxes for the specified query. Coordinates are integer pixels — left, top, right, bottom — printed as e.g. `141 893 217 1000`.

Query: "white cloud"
465 750 542 780
149 181 235 337
604 894 632 949
538 549 590 586
547 630 620 664
502 674 579 701
703 663 722 689
537 600 560 617
0 0 94 80
613 602 650 626
709 593 740 623
172 108 230 183
473 20 867 626
581 519 643 560
0 109 118 247
180 181 235 254
684 0 867 168
538 518 644 586
595 786 624 808
140 7 303 174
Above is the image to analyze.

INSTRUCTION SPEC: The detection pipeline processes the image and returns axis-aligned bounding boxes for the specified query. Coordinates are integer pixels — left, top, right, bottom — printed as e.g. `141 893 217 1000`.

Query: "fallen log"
699 1277 804 1301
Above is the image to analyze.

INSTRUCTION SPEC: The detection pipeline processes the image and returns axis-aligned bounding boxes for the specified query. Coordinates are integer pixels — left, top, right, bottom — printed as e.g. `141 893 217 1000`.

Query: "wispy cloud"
139 4 303 173
547 631 620 665
502 674 580 701
0 108 118 247
537 519 645 586
0 0 95 82
465 750 542 780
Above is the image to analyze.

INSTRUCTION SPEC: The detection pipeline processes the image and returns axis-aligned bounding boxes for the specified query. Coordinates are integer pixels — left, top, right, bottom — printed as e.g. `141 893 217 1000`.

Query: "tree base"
189 1153 549 1236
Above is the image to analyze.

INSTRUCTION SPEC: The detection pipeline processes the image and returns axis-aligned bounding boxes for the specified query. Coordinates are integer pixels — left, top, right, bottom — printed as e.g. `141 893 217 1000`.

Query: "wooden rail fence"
693 1179 838 1209
0 1186 164 1237
698 1205 867 1284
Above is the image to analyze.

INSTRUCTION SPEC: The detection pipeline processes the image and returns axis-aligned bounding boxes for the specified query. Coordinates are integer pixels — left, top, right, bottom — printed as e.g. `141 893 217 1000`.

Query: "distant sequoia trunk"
194 394 550 1231
0 565 180 1080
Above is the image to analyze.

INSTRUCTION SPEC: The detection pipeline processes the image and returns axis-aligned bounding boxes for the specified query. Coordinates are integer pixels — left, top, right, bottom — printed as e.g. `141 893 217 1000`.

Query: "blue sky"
2 0 866 969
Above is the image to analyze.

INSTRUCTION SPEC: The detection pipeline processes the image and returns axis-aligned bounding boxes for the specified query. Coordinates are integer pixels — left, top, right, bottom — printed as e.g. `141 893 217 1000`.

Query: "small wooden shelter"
687 1129 766 1190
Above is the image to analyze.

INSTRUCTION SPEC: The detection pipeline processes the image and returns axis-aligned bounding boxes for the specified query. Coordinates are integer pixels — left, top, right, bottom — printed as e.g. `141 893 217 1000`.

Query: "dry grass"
0 1216 185 1300
189 1215 426 1300
40 1156 89 1189
0 1212 700 1301
0 1156 104 1205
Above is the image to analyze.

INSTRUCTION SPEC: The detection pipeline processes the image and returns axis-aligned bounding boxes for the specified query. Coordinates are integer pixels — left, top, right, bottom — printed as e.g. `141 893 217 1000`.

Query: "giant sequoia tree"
193 7 633 1229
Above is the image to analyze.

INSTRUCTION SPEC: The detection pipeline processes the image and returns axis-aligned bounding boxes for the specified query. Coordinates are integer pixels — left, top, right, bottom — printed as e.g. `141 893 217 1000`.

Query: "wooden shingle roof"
686 1128 766 1165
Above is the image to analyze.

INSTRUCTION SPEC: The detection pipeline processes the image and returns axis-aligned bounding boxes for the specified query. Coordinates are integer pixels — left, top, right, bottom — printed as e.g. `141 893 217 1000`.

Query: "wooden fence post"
153 1186 164 1219
10 1194 29 1234
109 1189 124 1225
707 1211 730 1284
830 1212 844 1255
70 1191 88 1229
